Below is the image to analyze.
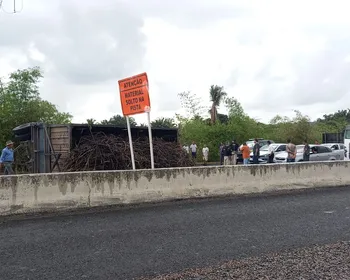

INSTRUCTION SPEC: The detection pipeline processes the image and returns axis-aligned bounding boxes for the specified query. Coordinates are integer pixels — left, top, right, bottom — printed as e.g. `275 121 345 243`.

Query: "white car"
274 144 341 162
249 143 287 163
237 139 274 163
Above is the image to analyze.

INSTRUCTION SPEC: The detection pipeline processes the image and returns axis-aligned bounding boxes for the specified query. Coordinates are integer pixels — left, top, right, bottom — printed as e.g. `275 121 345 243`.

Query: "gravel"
137 241 350 280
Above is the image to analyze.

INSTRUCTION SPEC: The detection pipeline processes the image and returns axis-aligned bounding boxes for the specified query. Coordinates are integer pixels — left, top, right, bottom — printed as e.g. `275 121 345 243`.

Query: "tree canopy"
0 67 72 146
151 117 176 128
100 115 137 127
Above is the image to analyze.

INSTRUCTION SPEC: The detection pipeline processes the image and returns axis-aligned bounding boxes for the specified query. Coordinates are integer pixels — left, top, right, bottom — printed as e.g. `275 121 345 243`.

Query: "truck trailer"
12 122 178 174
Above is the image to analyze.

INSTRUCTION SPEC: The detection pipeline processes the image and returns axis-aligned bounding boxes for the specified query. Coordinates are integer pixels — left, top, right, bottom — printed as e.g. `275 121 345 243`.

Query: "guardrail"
0 161 349 216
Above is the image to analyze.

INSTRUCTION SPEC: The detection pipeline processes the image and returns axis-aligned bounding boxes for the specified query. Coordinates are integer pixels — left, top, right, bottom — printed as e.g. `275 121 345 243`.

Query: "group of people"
219 139 262 165
251 138 311 164
219 141 241 165
184 137 312 166
184 140 242 165
182 142 210 164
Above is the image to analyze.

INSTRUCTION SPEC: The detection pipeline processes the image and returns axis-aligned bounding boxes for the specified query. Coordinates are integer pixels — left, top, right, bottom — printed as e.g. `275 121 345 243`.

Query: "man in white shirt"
190 141 197 159
202 145 209 164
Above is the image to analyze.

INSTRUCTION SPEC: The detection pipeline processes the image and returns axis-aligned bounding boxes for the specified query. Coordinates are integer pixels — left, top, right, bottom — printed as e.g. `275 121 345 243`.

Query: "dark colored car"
236 139 275 163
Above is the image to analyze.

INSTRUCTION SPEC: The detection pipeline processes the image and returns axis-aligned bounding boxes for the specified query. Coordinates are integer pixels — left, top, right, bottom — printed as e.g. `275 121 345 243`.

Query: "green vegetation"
0 67 348 162
100 115 137 127
0 67 72 146
176 90 347 161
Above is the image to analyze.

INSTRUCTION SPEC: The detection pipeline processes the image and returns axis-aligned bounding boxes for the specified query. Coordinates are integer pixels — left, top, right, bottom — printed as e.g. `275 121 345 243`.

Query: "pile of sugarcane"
61 132 194 171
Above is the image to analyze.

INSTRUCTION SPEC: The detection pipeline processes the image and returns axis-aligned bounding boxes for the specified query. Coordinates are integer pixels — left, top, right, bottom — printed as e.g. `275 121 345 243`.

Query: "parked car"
249 143 287 163
321 143 347 159
274 144 341 163
237 139 275 163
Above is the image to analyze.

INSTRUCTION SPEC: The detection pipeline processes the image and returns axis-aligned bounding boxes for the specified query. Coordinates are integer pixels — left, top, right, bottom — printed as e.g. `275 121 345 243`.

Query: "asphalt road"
2 187 350 280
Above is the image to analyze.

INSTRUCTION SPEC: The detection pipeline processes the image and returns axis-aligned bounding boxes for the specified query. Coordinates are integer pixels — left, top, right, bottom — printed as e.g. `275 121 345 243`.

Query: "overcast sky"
1 0 350 124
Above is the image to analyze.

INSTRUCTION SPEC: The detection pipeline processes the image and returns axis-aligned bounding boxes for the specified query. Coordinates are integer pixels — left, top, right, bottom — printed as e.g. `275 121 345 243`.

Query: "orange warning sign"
118 73 151 116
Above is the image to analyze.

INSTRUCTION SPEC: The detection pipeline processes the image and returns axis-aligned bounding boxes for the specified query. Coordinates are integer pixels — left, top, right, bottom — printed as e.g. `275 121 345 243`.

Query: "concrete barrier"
0 161 349 216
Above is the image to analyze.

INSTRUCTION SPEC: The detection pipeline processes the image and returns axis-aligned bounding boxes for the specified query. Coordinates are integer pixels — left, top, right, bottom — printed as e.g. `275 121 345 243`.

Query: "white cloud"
1 0 350 125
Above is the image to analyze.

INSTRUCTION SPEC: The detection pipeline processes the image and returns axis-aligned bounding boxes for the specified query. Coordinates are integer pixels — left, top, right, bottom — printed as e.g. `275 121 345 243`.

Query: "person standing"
240 142 250 165
231 140 239 165
252 138 260 164
224 142 232 165
190 141 197 159
202 145 209 165
286 139 296 163
267 140 274 163
303 140 310 162
0 140 15 175
219 143 225 165
182 144 189 154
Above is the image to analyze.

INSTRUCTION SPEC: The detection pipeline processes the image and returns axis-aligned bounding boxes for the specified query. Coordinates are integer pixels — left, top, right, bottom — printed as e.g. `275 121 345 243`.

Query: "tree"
217 113 229 124
266 111 322 144
0 67 72 146
100 115 137 127
209 85 227 124
318 109 350 123
316 109 349 132
151 117 176 128
204 114 229 125
178 91 205 118
34 100 72 124
86 118 96 126
225 96 245 119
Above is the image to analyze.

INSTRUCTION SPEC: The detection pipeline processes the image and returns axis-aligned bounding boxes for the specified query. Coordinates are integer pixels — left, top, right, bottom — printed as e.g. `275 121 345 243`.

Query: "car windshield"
260 144 278 151
260 145 268 151
246 141 255 148
323 144 333 148
345 129 350 139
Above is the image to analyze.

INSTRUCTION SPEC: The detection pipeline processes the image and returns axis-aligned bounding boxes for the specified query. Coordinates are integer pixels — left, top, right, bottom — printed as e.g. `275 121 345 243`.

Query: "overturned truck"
12 123 179 174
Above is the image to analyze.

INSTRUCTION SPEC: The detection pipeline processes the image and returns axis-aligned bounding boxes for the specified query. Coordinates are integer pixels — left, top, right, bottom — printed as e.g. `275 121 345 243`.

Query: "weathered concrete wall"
0 161 349 216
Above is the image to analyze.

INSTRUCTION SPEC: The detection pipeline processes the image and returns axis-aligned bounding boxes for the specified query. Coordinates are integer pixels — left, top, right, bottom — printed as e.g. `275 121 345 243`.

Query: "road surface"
2 187 350 279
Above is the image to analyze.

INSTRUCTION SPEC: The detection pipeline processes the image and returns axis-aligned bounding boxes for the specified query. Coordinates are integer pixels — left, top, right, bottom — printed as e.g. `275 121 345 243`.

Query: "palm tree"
151 117 176 128
86 118 96 125
209 85 227 124
100 115 137 127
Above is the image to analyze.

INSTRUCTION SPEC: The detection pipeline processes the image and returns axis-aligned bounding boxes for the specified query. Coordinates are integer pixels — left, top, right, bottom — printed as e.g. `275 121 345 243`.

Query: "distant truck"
323 126 350 159
322 132 344 144
344 125 350 160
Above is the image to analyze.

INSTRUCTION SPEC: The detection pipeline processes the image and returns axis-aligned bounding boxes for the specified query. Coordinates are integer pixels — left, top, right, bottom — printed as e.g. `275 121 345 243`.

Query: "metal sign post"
145 106 154 169
126 116 136 170
118 72 152 170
